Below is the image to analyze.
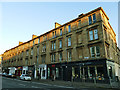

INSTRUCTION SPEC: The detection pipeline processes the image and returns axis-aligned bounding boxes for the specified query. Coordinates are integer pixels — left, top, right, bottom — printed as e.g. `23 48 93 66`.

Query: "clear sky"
0 2 118 55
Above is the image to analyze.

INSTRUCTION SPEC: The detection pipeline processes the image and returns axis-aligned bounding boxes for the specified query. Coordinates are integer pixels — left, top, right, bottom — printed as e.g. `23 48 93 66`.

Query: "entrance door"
67 67 72 81
40 68 41 79
62 66 66 81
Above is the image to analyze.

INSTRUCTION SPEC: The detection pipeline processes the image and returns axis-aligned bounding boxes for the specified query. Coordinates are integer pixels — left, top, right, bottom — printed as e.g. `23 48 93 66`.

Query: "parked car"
2 72 7 76
20 74 31 81
7 73 12 77
11 74 16 78
7 73 16 78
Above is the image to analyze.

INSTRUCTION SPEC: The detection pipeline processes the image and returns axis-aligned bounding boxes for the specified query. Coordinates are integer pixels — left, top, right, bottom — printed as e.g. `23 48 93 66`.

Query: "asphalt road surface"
2 77 113 90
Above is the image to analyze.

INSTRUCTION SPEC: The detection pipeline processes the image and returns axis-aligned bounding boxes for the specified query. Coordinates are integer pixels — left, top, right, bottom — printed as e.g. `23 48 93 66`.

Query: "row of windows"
3 45 100 65
5 28 99 60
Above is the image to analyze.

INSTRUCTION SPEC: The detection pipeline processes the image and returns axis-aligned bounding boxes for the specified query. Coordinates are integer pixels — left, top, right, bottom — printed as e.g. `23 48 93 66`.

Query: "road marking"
32 82 52 86
31 86 39 88
19 83 26 86
53 84 73 88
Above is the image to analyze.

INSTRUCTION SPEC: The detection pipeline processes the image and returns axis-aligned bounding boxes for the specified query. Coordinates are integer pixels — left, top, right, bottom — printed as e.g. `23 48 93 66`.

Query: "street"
2 76 76 90
2 76 114 90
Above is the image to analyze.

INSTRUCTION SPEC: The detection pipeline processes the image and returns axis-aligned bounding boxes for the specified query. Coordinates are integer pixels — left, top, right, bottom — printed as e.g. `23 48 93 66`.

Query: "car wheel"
24 78 25 81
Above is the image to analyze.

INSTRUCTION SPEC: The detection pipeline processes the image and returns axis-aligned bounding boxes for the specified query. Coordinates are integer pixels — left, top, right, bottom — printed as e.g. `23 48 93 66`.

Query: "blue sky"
0 2 118 55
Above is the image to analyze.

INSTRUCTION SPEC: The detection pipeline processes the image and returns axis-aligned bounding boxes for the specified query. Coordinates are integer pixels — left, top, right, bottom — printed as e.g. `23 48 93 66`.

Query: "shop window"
109 66 113 79
97 67 104 80
89 67 95 78
42 70 45 77
48 68 50 78
74 67 79 78
81 67 88 79
72 67 75 77
23 70 25 74
56 68 59 78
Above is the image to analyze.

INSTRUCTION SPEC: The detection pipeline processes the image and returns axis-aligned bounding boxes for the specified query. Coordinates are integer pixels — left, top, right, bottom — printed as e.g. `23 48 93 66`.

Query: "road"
2 76 76 90
2 77 112 90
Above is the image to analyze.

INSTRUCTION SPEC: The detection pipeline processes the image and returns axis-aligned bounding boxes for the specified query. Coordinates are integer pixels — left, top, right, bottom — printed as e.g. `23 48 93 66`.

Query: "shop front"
38 64 47 79
47 59 112 83
28 65 34 78
15 66 22 76
8 67 17 74
22 66 28 75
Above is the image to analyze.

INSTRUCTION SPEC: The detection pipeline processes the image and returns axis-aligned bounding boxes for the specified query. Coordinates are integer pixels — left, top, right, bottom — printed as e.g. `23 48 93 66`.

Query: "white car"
20 74 31 81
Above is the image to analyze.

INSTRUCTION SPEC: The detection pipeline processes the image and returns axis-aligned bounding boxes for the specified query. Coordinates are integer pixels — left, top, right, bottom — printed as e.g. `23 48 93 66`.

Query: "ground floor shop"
37 64 47 79
15 66 22 76
47 59 117 83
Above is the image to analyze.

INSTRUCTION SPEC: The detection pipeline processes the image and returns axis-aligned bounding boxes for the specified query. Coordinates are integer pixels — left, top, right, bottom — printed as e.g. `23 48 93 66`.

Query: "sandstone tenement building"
2 7 120 82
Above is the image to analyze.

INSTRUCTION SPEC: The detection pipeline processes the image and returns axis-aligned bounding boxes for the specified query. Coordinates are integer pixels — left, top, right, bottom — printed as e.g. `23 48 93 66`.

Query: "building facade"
2 7 120 82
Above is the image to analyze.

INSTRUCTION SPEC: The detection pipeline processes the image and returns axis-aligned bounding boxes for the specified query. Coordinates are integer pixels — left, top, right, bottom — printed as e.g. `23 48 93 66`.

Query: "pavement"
16 76 120 89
